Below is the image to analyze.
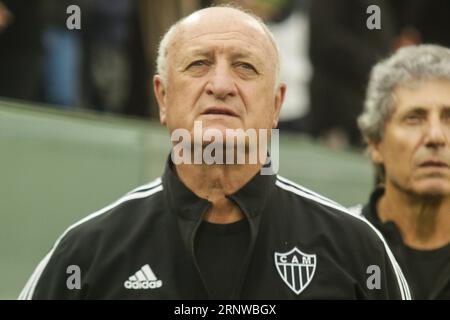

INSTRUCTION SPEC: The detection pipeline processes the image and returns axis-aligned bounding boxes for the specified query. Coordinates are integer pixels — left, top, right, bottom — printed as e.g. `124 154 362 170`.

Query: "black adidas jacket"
20 159 410 299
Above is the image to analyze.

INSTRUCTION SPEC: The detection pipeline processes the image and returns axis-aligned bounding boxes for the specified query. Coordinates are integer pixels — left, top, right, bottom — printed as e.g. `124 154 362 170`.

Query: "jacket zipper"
189 204 213 299
228 196 259 299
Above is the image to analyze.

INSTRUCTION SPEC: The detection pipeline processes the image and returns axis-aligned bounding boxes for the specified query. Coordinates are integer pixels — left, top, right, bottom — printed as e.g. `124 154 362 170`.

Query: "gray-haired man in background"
355 44 450 299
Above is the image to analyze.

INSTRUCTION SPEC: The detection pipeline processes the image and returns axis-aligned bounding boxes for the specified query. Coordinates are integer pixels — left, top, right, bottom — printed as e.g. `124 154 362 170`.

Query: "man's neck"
377 183 450 250
175 162 262 224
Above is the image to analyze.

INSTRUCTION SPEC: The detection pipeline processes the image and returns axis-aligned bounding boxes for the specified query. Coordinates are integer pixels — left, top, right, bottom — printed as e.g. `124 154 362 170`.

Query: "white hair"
155 5 281 89
358 44 450 144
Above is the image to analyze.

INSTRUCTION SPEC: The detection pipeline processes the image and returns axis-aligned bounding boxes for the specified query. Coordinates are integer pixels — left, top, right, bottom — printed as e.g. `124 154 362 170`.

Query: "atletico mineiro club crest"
274 247 317 295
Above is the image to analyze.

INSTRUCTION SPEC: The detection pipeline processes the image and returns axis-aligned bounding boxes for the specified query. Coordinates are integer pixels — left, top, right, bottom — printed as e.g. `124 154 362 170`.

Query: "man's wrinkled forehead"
169 8 276 59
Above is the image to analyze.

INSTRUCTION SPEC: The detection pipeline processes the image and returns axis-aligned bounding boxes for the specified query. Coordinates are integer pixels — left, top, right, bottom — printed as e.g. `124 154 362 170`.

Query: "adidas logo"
124 264 163 290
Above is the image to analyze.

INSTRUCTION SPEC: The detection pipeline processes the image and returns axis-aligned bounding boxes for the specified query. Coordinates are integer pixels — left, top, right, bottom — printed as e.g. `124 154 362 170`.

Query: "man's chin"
194 123 250 143
413 181 450 197
201 123 243 135
391 176 450 198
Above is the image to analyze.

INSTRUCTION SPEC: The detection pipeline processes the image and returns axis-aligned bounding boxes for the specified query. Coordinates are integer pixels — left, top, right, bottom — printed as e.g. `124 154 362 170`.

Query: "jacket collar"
161 156 276 221
361 187 384 226
362 187 404 244
161 156 277 298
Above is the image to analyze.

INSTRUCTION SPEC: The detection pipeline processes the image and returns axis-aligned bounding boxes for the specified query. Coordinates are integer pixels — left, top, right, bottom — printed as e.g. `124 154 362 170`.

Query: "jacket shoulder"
275 175 364 224
274 175 411 299
18 178 164 300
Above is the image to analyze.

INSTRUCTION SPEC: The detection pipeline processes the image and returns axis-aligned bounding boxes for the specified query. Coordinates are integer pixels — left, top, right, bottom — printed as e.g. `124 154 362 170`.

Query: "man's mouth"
419 160 449 168
201 106 238 117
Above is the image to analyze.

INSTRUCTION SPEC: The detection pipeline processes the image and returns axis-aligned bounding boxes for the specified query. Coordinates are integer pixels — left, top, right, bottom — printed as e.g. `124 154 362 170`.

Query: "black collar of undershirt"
361 187 385 226
361 187 404 244
362 187 450 299
161 155 277 221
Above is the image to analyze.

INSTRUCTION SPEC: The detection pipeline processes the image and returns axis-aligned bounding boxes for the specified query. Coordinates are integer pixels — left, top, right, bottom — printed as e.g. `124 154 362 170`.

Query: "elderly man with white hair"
19 6 409 300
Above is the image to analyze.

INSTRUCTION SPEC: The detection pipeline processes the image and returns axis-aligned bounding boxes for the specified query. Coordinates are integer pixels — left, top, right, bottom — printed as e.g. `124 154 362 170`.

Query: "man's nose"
424 117 448 148
205 63 237 100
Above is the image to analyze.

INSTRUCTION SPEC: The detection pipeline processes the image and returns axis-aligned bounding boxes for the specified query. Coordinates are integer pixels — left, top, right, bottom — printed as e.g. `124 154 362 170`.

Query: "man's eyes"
186 60 209 69
185 60 258 73
403 112 426 124
235 62 257 73
404 114 422 122
402 113 450 124
442 110 450 121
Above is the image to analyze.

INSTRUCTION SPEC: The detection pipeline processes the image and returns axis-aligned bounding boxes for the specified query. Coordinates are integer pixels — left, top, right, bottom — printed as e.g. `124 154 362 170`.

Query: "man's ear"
153 75 167 125
368 141 384 165
272 83 287 128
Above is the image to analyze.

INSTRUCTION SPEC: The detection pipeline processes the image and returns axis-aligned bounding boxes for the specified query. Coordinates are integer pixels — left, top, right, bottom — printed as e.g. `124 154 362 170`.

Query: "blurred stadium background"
3 0 448 300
